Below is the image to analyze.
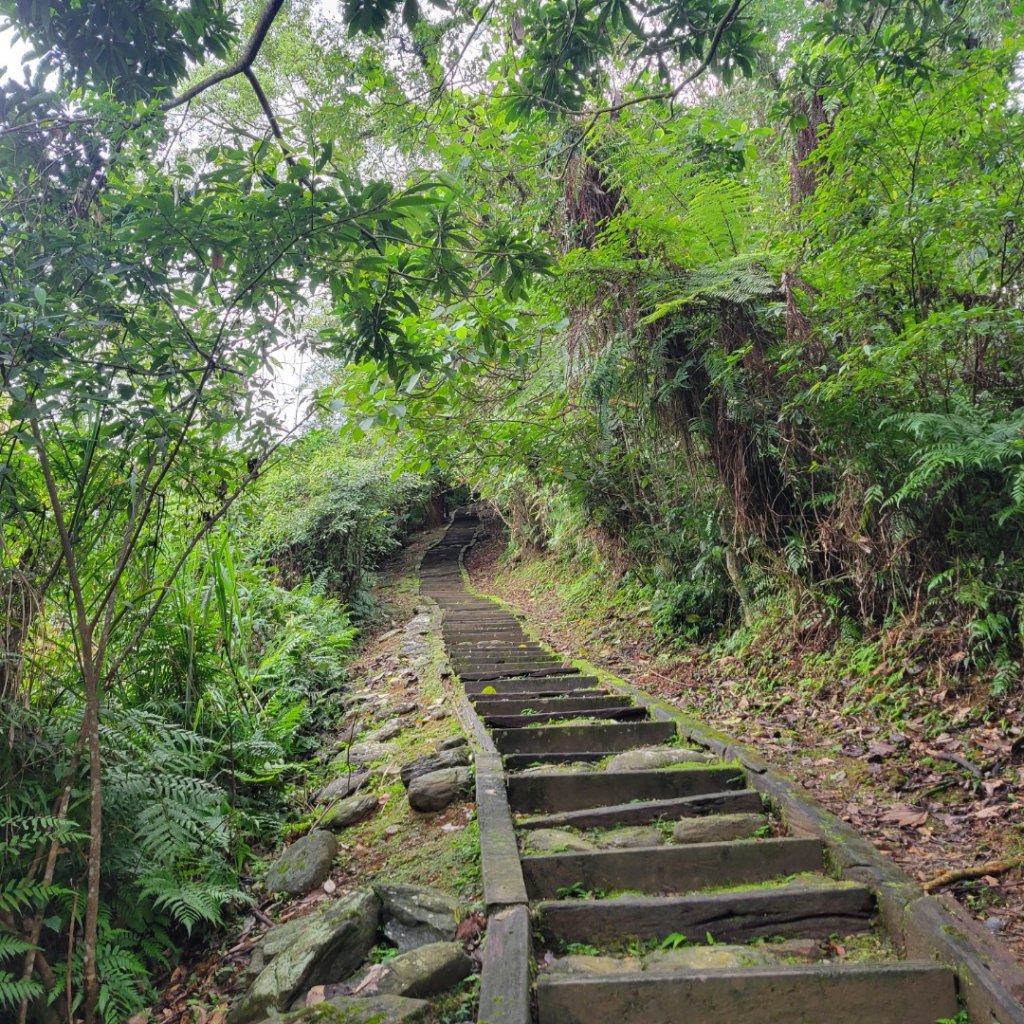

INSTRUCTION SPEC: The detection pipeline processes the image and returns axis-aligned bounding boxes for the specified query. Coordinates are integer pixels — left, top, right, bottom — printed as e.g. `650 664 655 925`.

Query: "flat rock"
372 942 473 998
399 749 471 788
643 944 777 972
265 831 337 895
230 890 380 1023
375 883 459 938
671 812 767 845
322 794 379 831
604 747 712 771
522 829 597 854
316 771 370 806
545 955 639 975
593 825 664 849
407 767 473 812
437 735 468 751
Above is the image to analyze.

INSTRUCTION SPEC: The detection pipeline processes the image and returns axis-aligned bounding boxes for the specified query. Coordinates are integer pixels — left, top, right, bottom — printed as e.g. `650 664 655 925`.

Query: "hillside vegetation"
1 0 1022 1019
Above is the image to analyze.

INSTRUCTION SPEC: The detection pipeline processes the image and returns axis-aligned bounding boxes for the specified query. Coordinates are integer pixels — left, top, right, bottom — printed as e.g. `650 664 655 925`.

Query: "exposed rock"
383 920 448 953
399 748 471 787
643 944 776 972
335 720 365 745
316 771 369 806
604 747 712 771
436 735 468 752
407 767 473 812
229 890 380 1023
393 702 418 716
593 825 664 849
545 955 639 975
765 938 823 962
521 829 596 854
517 762 596 775
424 708 449 721
371 721 404 743
343 742 390 765
322 794 379 831
285 994 429 1022
265 831 337 895
375 883 458 942
370 942 473 998
671 812 767 845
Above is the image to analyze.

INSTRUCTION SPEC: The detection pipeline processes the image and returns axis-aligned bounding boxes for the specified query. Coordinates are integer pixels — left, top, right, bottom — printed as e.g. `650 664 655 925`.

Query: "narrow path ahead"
421 513 1023 1024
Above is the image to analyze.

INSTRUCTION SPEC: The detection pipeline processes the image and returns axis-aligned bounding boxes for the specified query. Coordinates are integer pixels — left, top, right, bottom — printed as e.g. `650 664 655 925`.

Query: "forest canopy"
1 0 1023 1020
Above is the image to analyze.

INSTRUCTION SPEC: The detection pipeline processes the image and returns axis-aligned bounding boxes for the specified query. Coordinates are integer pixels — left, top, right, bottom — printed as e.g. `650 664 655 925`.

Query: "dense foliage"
1 0 1022 1019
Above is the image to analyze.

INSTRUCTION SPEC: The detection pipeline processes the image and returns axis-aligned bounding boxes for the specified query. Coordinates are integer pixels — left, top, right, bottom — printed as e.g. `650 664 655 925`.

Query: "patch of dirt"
464 525 1024 968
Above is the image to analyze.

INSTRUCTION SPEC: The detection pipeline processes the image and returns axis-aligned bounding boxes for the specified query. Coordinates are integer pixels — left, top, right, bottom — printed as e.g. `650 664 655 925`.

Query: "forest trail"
421 513 1024 1024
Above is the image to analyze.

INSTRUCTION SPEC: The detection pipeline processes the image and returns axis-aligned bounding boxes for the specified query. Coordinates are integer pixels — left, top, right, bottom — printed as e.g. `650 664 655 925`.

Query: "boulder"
407 767 473 812
399 749 470 788
374 883 458 944
371 942 473 998
230 890 381 1023
265 831 337 895
604 747 712 771
393 702 418 716
593 826 664 850
316 771 369 806
522 829 596 854
671 812 767 845
436 735 468 752
322 794 379 831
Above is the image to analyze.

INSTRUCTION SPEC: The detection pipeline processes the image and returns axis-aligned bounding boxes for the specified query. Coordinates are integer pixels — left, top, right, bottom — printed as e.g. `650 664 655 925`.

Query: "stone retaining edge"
599 675 1024 1024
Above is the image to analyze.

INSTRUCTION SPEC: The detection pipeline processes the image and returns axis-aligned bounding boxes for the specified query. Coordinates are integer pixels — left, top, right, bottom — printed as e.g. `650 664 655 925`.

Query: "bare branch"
161 0 287 113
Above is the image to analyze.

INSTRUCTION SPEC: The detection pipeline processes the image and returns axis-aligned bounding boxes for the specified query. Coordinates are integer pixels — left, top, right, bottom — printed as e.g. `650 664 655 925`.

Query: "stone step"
460 665 580 682
465 676 601 696
473 695 634 717
522 838 824 898
493 720 676 756
534 882 876 946
453 658 564 671
534 962 958 1024
485 705 649 729
508 767 745 813
504 750 616 770
517 790 765 830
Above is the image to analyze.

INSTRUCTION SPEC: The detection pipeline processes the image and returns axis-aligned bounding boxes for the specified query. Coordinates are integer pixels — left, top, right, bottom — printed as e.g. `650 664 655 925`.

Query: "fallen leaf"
880 804 928 828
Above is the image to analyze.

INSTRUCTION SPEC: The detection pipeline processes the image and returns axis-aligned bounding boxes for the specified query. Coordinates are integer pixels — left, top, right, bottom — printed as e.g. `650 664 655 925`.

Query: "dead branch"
922 858 1024 893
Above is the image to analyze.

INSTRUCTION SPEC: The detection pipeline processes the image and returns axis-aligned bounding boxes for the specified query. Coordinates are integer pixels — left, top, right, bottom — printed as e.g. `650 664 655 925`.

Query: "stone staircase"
419 512 1022 1024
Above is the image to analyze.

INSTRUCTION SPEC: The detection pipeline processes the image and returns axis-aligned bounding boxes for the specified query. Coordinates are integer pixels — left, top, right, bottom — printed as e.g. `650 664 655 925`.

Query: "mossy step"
485 705 649 729
534 962 957 1024
465 676 601 696
521 838 824 899
473 695 633 717
533 882 876 946
508 767 745 813
493 720 675 756
460 664 579 682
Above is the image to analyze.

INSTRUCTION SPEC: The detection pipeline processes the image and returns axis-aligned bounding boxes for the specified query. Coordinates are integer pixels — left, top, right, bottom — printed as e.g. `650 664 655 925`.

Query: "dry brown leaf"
880 804 929 828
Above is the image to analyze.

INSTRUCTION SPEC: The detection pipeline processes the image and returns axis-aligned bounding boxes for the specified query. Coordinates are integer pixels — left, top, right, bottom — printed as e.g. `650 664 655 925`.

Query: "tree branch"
161 0 287 112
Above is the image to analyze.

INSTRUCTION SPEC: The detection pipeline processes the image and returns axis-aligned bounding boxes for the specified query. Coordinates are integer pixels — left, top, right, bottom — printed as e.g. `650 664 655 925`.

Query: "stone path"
420 513 1024 1024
